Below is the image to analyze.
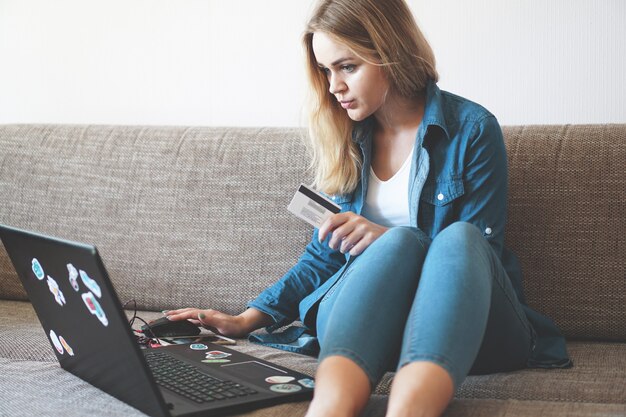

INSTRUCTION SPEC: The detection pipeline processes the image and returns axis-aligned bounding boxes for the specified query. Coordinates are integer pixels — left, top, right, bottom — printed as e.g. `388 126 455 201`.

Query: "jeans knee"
374 226 430 254
432 221 484 249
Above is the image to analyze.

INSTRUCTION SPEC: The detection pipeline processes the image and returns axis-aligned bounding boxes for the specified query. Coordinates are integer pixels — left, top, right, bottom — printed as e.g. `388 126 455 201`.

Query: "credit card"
287 184 341 228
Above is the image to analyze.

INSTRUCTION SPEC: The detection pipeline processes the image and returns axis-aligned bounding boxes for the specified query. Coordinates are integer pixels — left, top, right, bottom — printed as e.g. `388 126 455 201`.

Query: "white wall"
1 0 624 127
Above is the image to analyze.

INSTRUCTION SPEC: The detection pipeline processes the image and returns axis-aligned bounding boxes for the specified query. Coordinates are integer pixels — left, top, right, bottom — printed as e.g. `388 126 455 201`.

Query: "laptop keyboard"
144 351 258 403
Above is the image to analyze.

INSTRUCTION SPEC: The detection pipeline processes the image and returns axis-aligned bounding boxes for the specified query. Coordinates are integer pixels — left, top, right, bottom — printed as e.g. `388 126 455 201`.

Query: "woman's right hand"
163 307 273 338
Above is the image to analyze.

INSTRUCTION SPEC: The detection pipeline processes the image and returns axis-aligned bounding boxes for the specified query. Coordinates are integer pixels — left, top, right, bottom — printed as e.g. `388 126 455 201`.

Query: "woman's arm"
165 307 274 338
458 115 508 257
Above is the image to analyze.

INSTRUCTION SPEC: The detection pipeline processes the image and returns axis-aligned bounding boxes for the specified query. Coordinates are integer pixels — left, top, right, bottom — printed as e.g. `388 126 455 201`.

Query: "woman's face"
312 32 389 122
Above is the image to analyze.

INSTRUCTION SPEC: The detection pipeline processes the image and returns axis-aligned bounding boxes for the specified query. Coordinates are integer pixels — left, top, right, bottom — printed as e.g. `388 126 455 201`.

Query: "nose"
328 73 346 95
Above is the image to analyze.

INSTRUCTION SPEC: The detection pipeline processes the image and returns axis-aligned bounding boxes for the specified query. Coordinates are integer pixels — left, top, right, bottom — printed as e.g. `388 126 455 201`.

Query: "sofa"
0 123 624 417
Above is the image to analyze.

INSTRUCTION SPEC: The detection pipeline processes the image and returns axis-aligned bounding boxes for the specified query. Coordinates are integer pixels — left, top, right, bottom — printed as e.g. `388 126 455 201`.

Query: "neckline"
370 147 414 184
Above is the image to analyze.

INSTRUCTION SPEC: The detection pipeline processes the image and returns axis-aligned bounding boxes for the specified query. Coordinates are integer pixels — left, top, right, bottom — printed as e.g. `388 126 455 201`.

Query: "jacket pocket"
420 178 465 206
419 178 465 235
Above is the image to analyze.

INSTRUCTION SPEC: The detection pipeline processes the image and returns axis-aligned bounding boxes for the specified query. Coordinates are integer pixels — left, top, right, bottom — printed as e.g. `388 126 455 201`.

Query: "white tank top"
361 148 413 227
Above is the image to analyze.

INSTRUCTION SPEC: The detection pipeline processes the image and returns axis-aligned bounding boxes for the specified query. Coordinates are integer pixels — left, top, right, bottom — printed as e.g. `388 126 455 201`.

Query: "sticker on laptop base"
67 264 80 291
205 350 231 359
32 258 45 280
269 384 302 393
79 270 101 298
47 276 66 306
298 378 315 388
49 330 64 354
201 359 231 364
82 291 108 326
190 343 208 350
265 376 295 384
59 336 75 356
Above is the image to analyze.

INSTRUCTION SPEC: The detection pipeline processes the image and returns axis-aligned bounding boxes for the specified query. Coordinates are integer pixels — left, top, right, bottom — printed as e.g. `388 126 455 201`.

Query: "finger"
197 310 230 335
327 218 358 250
164 307 196 316
340 238 357 254
319 213 350 243
349 234 375 256
331 222 363 251
166 309 201 321
318 216 335 243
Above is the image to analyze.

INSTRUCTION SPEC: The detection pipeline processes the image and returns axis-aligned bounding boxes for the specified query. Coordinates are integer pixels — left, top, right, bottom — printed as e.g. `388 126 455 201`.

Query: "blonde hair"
303 0 438 195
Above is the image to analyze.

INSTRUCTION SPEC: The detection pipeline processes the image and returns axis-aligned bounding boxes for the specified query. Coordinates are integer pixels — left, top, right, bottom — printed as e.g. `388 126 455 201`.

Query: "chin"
346 109 368 122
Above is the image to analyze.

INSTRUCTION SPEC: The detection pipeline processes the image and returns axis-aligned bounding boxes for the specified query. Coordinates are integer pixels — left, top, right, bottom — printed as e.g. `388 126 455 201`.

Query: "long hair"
303 0 438 195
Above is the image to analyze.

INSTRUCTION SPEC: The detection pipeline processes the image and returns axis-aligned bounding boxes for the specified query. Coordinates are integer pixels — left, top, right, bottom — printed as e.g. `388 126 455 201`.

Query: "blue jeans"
316 222 535 390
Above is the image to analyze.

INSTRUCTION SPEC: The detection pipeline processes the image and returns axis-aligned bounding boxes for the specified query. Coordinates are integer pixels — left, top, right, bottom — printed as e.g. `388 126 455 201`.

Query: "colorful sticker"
265 376 295 384
269 384 302 393
79 270 101 298
59 336 75 356
298 378 315 389
32 258 45 280
47 276 66 306
190 343 208 350
81 291 108 326
205 350 231 359
49 329 63 354
67 264 79 291
201 359 231 364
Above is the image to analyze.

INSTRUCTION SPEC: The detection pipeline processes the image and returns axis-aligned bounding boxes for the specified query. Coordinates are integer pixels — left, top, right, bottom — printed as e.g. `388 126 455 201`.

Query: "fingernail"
199 313 205 319
161 310 169 315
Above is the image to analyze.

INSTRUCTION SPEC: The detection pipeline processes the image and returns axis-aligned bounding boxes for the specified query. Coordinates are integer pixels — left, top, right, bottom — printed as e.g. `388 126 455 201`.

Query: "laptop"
0 223 314 417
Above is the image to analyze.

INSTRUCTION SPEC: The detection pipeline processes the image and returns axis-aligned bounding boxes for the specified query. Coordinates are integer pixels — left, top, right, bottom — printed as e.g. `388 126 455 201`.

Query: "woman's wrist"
238 308 274 333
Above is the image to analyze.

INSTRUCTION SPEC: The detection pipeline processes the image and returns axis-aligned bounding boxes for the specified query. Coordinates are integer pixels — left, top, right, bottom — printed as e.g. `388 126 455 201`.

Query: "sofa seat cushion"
457 341 626 404
2 357 625 417
2 300 625 406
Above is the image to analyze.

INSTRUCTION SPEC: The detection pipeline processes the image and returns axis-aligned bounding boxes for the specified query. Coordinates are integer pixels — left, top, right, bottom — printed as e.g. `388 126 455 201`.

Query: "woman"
166 1 571 416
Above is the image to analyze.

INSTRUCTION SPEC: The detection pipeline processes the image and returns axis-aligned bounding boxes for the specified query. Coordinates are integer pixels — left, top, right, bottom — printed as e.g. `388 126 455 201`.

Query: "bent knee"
371 226 430 254
439 221 482 238
432 222 487 249
376 226 430 253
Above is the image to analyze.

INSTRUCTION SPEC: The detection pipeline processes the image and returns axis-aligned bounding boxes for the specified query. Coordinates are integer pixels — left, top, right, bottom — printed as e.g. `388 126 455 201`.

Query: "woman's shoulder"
437 88 496 126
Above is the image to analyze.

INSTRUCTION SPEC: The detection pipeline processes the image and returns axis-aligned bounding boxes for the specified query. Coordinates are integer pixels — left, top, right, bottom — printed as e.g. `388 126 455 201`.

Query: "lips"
339 100 354 109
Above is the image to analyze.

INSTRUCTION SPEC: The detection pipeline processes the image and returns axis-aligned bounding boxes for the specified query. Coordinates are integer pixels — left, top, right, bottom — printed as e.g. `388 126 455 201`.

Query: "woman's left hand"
318 212 388 256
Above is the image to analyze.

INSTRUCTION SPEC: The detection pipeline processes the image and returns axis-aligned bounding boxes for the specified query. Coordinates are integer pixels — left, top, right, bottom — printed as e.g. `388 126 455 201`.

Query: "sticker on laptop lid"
79 270 102 298
287 184 341 229
265 376 295 384
81 291 108 326
59 335 75 356
49 330 64 355
269 384 302 393
31 258 45 280
67 264 80 291
47 276 66 306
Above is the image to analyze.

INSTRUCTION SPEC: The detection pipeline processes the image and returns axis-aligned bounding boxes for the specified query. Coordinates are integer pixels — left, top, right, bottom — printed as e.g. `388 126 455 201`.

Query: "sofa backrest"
502 125 625 341
0 124 624 341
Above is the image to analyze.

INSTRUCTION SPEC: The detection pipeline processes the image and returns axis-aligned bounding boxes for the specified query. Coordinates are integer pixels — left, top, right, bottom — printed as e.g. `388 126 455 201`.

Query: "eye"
319 66 330 76
341 64 356 73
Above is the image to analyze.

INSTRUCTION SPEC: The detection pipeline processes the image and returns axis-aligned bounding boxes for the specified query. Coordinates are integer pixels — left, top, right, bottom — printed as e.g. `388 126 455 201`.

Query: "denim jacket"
248 81 572 369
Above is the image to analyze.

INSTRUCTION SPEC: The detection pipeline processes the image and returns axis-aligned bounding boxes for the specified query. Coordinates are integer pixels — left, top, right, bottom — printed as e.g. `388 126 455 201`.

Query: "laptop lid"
0 223 315 417
0 224 171 417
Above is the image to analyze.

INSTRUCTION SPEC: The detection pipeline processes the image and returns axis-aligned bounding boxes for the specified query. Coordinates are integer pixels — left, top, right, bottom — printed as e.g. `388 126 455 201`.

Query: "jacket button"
485 227 492 235
437 193 444 201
